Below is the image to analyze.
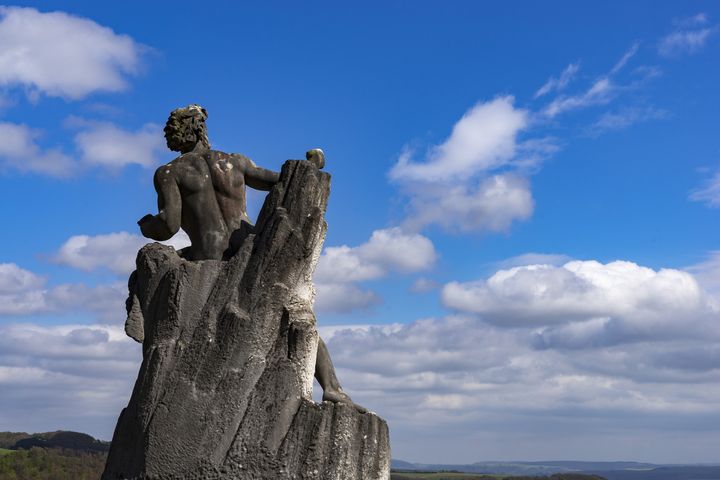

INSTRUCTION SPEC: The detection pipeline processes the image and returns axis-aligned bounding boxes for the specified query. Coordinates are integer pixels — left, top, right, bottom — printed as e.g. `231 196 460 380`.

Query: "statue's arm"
243 158 280 191
138 167 182 240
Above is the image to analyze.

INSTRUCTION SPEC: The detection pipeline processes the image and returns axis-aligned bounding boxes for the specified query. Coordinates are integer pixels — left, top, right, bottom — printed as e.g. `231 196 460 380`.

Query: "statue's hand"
138 214 155 235
138 214 154 226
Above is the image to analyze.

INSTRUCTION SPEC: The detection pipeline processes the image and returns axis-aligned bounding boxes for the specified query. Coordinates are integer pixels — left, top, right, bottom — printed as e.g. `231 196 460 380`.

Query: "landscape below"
1 431 718 480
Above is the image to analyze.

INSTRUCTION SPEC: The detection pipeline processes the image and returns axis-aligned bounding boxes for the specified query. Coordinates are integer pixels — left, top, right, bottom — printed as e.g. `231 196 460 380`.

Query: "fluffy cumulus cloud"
0 322 139 437
390 97 528 182
659 13 715 57
72 120 166 169
0 6 144 99
313 227 436 313
0 262 126 317
314 283 381 314
0 8 157 176
403 174 534 233
0 120 167 176
0 262 45 292
1 230 190 317
442 260 719 347
315 227 437 283
390 97 546 233
53 230 191 275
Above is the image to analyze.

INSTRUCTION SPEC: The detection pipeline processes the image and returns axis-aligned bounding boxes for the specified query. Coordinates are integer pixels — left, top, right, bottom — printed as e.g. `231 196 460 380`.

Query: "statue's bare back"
145 148 277 260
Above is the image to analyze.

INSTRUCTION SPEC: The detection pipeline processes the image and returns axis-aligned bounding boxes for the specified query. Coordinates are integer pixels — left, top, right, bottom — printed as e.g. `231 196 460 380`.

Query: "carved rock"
103 160 390 480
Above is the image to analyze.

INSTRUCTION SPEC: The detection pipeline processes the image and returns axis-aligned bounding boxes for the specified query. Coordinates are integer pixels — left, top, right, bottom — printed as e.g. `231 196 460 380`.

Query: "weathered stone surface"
103 160 390 480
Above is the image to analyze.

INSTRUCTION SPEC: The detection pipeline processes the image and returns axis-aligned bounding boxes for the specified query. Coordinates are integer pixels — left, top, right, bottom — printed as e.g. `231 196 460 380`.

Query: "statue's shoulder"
154 153 208 179
227 152 255 168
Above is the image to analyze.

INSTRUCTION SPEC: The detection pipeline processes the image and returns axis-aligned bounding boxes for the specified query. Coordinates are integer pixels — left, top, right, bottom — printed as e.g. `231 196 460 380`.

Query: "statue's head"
164 104 211 153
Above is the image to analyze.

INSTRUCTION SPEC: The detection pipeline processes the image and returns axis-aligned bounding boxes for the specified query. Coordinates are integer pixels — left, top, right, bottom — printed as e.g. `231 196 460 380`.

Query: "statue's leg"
315 337 367 413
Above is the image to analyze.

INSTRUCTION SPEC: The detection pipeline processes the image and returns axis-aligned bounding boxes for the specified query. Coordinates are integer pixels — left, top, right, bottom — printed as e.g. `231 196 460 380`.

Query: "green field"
0 448 15 456
392 472 505 480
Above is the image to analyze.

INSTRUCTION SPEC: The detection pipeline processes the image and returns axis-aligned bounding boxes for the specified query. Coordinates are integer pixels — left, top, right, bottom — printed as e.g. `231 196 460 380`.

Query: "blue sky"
0 1 719 464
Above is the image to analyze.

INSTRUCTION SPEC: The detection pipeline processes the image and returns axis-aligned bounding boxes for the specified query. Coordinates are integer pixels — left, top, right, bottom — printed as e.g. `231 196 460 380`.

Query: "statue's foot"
322 388 368 414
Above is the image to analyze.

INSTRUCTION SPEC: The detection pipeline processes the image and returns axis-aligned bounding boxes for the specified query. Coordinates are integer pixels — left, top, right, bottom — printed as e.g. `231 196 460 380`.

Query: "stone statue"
104 104 389 479
139 104 363 411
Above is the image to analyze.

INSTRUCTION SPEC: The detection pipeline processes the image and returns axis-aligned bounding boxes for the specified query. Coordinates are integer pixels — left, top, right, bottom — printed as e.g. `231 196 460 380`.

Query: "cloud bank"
0 6 145 100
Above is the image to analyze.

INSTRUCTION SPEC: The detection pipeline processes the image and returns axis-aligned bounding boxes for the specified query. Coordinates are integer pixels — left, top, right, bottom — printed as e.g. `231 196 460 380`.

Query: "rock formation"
102 160 390 480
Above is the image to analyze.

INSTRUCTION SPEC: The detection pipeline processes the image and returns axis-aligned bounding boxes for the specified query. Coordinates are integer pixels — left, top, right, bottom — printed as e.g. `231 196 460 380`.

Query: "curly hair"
166 104 211 150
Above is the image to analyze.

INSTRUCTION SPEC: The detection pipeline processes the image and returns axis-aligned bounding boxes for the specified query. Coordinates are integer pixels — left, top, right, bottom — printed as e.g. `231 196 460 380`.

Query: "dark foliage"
0 447 107 480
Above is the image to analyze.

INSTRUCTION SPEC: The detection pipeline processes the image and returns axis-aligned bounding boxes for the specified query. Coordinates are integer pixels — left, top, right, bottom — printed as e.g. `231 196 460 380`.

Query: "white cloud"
54 232 146 274
535 62 580 98
674 13 709 28
323 314 720 462
314 227 436 313
0 262 45 292
0 263 127 317
542 77 616 118
0 322 139 438
403 173 534 233
314 283 381 314
610 42 640 75
687 251 720 296
389 97 528 182
442 260 719 346
0 313 716 460
73 121 166 169
540 43 650 119
587 106 667 136
2 294 719 459
389 97 543 233
53 230 191 275
0 122 75 176
495 252 573 269
0 6 144 100
315 227 436 283
410 277 439 293
690 167 720 208
0 119 167 177
659 27 714 57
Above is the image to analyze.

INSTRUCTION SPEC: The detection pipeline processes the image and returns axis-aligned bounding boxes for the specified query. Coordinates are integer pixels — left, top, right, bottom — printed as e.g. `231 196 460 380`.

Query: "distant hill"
390 472 606 480
0 430 110 452
391 460 633 476
391 460 720 480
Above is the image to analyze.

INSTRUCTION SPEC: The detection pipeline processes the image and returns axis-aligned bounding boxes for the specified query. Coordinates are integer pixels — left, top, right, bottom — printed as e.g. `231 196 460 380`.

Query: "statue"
138 104 364 411
104 103 390 479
